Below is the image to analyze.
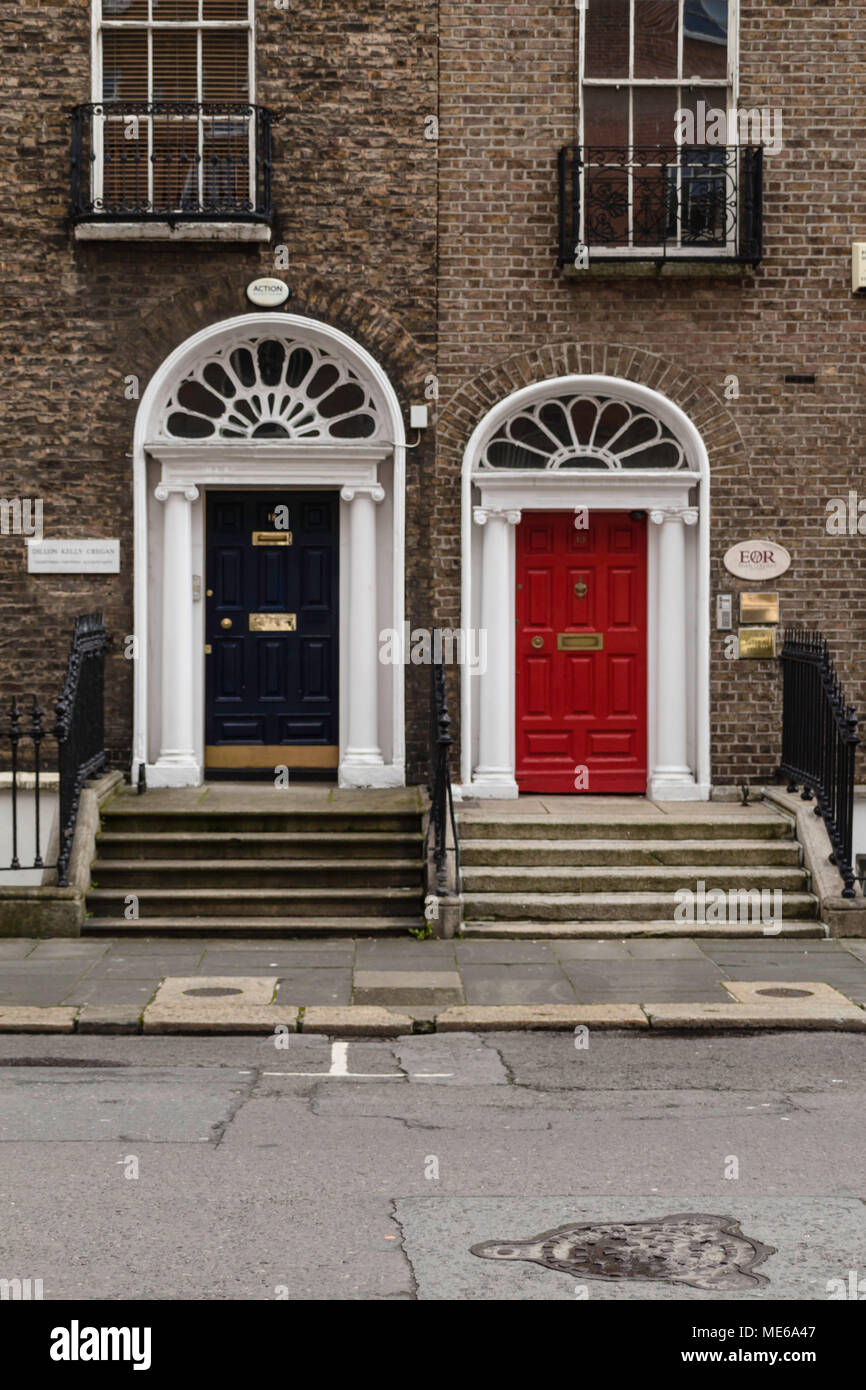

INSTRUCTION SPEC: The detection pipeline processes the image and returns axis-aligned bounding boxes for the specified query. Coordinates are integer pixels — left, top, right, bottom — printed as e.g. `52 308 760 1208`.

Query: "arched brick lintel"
118 270 430 409
436 341 746 473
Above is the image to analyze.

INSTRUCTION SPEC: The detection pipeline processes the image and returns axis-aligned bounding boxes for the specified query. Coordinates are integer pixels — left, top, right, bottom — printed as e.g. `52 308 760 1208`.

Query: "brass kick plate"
252 531 292 546
557 632 603 651
249 613 297 632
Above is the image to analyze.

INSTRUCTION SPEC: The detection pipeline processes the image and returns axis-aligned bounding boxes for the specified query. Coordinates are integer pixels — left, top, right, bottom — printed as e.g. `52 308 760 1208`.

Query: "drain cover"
182 987 244 998
470 1214 773 1291
756 987 813 999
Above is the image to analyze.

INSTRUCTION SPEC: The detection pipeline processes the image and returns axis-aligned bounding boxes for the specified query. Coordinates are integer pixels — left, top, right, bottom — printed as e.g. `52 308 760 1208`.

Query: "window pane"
633 86 679 150
676 87 729 144
634 0 679 78
102 0 149 18
583 86 628 148
202 0 248 17
102 31 148 102
152 0 199 20
584 0 629 78
202 32 249 101
152 30 198 100
683 0 728 79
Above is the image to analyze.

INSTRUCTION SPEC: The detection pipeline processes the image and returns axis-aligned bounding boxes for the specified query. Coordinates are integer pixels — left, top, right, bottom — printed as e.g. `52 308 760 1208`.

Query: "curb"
1 985 864 1036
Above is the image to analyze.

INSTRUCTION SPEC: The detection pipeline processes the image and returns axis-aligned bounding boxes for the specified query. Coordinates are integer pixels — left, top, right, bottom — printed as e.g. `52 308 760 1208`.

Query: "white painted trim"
460 374 711 801
132 312 406 789
74 222 272 242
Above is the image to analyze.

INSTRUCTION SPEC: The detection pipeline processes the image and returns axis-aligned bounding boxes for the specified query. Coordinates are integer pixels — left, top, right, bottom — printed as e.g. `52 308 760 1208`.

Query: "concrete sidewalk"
2 934 866 1032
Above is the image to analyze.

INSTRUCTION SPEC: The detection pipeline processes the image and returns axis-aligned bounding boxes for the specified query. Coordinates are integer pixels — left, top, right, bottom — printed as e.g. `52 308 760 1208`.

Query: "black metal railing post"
779 629 859 898
54 613 108 887
426 636 461 899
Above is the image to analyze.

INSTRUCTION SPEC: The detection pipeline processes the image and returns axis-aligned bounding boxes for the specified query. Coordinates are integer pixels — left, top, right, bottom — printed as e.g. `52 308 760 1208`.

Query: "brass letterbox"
249 613 297 632
557 632 604 651
252 531 292 546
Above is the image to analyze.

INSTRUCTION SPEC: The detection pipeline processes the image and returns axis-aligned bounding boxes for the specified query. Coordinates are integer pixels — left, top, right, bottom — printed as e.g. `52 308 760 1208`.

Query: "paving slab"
394 1195 866 1300
143 975 288 1034
274 969 352 1004
61 981 160 1007
353 970 463 1005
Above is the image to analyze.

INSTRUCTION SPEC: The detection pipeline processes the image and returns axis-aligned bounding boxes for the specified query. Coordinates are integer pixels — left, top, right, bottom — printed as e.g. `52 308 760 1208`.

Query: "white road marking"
329 1041 349 1076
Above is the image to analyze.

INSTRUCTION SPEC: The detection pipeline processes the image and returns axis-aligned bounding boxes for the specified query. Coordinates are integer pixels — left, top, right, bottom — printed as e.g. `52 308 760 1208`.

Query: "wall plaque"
27 539 120 574
723 539 791 580
245 277 290 308
740 592 780 624
738 627 776 659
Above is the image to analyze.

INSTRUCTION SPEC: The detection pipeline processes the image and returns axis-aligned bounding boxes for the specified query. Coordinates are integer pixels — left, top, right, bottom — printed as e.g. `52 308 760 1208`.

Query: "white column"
648 506 699 800
472 506 521 798
152 482 200 787
340 484 386 785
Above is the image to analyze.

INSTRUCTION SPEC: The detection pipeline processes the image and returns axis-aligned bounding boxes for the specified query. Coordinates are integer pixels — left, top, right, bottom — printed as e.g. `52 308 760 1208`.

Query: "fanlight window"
479 394 687 470
160 336 383 441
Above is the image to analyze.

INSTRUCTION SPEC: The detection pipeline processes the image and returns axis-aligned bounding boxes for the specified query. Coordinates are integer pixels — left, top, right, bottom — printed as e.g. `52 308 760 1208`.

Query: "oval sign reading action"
246 277 290 308
723 538 791 580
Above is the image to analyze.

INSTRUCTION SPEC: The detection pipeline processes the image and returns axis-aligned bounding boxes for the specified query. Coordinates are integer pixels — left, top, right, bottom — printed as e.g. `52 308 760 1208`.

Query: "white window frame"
577 0 740 258
90 0 256 213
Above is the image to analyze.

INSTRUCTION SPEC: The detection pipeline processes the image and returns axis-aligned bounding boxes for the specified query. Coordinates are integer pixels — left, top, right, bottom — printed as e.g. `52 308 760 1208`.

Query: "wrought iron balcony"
558 145 763 267
70 102 274 223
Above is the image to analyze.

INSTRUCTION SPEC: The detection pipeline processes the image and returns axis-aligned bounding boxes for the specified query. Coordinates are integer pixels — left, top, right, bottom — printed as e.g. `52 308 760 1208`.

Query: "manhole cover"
470 1214 773 1291
182 987 244 998
756 987 813 999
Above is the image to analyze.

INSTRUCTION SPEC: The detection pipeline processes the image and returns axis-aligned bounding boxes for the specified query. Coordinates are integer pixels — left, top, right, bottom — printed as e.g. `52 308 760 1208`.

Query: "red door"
516 510 647 794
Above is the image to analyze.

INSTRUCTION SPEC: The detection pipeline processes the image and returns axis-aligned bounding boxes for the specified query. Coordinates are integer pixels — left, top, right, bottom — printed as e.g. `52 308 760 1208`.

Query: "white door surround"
132 312 406 789
460 375 711 801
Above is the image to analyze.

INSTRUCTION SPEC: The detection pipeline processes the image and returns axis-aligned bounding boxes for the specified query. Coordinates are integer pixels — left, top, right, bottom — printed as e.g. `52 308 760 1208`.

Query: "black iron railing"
71 102 274 221
779 629 859 899
558 144 763 266
2 614 108 886
426 643 461 898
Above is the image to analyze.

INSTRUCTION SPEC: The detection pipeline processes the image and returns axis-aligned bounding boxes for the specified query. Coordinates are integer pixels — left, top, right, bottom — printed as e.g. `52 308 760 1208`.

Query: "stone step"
460 919 826 939
456 816 792 841
90 858 423 890
94 831 423 861
100 809 423 835
86 887 424 919
461 891 819 922
460 865 808 894
84 916 423 936
460 838 802 868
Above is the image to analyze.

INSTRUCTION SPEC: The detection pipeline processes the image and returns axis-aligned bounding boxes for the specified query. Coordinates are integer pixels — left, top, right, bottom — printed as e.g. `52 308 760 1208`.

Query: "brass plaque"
740 592 779 624
249 613 297 632
738 626 776 659
557 632 603 651
252 531 292 546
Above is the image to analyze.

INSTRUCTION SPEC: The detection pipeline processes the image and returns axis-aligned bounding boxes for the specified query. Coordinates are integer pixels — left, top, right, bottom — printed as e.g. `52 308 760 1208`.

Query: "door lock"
531 636 544 649
220 618 233 629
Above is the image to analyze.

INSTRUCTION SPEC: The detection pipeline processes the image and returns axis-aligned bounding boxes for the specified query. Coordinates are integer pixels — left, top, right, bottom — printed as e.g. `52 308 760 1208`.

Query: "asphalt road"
0 1030 864 1301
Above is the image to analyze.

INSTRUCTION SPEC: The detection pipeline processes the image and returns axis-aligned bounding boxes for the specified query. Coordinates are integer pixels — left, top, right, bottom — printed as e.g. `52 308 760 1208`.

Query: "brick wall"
435 0 866 784
0 0 438 777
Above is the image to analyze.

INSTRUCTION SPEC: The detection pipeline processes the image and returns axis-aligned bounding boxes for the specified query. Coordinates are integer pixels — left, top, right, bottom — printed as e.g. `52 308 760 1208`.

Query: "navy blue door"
205 491 339 773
